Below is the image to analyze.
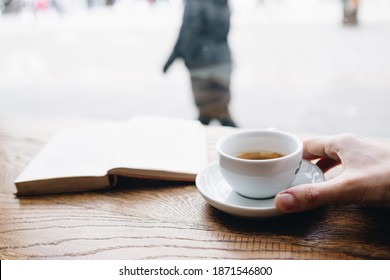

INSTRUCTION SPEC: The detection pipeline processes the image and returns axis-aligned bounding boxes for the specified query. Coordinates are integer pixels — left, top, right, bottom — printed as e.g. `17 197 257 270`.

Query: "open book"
14 115 235 196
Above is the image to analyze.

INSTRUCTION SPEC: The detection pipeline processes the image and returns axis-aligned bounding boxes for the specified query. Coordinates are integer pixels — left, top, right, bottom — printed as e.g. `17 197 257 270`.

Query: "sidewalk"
1 0 390 137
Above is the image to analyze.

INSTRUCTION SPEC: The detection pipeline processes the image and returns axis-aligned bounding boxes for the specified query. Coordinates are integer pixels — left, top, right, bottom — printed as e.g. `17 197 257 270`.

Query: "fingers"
315 157 340 173
278 134 390 212
303 135 342 162
275 179 348 213
275 136 344 213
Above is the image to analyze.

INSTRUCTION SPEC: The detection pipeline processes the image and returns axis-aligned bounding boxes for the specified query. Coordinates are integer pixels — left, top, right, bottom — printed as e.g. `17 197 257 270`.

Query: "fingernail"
276 193 297 212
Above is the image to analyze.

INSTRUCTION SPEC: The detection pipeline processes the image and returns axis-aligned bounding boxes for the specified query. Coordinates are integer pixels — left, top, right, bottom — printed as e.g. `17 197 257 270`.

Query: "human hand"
275 133 390 213
163 62 170 73
162 55 176 73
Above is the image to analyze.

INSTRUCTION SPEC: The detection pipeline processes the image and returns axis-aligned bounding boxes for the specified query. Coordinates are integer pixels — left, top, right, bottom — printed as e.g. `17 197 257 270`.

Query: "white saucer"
195 160 325 219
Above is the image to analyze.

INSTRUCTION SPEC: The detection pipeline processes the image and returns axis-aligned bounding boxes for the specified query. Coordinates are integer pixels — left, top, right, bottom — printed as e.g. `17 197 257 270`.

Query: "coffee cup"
216 129 303 199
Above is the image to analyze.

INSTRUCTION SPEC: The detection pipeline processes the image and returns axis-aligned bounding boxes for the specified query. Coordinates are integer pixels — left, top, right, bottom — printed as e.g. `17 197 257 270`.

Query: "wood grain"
1 117 389 260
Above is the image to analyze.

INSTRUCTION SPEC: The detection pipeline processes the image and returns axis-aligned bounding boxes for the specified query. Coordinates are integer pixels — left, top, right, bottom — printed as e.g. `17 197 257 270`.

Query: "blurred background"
1 0 389 137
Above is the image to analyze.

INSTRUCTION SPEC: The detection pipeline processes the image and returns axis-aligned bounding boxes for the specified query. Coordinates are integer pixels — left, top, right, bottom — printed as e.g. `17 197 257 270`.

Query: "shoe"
198 116 211 125
220 119 237 128
343 14 358 25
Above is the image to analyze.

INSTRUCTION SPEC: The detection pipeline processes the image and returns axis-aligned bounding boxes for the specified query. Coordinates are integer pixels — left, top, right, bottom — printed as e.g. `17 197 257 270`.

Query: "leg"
343 0 359 25
191 76 236 127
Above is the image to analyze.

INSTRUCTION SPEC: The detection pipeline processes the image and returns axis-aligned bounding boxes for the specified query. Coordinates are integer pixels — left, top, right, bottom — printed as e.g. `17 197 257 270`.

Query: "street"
1 0 390 137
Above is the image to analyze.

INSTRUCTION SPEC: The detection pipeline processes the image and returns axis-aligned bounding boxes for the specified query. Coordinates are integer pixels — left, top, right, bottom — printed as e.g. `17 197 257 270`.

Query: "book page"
109 116 208 176
15 122 124 183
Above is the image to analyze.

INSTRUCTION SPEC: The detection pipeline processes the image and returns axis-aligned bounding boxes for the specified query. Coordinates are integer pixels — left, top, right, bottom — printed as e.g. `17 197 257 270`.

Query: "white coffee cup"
216 129 303 199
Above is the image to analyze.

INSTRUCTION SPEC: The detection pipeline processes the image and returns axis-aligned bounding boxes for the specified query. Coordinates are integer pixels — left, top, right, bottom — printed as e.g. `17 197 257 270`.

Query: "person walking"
343 0 360 25
163 0 237 127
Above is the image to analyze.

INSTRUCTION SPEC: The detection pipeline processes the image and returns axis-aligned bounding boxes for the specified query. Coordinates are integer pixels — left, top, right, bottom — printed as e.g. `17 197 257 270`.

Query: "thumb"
275 179 345 213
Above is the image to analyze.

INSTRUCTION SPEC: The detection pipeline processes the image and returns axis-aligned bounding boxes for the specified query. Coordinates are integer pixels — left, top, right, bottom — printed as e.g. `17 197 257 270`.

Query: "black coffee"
236 151 284 160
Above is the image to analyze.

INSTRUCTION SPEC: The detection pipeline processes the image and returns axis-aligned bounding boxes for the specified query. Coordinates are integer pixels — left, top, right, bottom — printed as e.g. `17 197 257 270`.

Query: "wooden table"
1 116 390 260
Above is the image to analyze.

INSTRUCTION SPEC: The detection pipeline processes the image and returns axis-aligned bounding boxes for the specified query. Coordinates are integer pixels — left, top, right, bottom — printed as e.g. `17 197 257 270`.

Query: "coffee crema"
236 151 284 160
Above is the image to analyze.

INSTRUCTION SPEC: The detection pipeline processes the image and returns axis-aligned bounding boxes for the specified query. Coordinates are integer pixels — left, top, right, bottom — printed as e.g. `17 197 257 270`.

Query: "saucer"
195 160 325 219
